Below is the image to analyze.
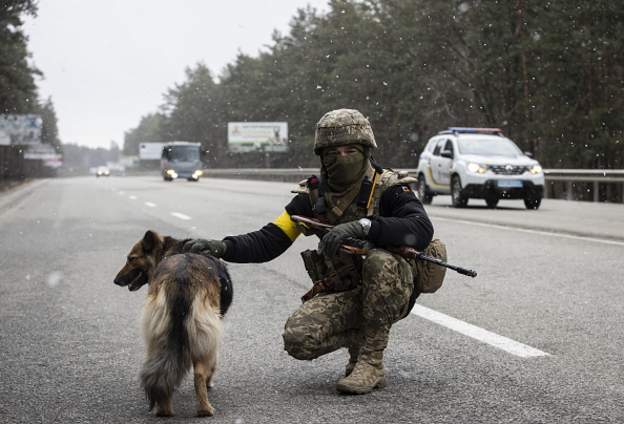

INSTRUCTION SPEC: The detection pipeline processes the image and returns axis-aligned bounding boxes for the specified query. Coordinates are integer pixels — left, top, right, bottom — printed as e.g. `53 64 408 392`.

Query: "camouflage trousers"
283 249 414 360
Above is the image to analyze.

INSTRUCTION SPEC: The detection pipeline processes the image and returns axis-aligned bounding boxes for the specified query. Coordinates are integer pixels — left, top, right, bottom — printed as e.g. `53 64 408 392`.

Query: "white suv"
416 128 545 209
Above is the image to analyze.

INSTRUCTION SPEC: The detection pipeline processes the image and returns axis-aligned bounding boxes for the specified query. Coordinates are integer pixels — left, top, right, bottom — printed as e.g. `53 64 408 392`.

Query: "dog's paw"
197 405 215 417
207 381 215 391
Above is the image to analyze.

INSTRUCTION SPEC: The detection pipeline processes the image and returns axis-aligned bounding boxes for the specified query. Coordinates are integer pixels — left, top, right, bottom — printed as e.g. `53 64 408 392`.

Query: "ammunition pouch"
301 249 328 282
412 239 447 293
300 249 361 302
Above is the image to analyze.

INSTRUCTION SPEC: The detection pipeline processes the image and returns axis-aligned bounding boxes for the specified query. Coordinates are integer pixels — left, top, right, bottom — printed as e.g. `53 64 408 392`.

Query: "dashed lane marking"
129 195 137 200
431 216 624 247
144 202 156 208
171 212 191 221
411 304 550 358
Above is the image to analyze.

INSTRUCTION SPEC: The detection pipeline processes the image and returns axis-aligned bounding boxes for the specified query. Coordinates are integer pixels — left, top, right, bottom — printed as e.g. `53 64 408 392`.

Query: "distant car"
95 166 110 177
416 127 545 209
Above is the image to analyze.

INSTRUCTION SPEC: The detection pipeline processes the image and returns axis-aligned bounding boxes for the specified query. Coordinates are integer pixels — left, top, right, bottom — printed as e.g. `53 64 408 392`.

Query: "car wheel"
451 175 468 208
524 196 541 210
417 174 433 204
485 195 499 208
163 176 172 182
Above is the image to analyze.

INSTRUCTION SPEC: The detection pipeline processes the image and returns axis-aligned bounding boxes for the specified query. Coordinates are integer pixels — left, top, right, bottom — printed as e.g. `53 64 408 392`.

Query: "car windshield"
457 138 523 157
165 146 199 162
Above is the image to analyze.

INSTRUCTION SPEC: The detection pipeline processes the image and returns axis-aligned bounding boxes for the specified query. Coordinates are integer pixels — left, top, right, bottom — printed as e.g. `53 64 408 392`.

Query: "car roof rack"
438 127 504 136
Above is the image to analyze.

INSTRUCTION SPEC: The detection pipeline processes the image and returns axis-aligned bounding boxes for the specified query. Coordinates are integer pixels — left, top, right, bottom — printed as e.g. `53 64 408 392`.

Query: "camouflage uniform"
283 247 413 368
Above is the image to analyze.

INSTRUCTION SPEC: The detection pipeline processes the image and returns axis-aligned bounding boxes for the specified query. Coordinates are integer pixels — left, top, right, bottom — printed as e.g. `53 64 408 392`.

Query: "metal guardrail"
542 169 624 202
542 169 624 182
202 168 624 202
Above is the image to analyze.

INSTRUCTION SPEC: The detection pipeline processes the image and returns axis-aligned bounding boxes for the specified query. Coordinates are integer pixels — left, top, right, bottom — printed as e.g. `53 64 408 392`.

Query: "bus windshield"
164 145 200 162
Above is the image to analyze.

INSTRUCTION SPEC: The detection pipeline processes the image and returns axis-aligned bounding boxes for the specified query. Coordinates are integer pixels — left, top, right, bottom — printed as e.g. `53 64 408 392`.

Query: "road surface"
1 176 623 423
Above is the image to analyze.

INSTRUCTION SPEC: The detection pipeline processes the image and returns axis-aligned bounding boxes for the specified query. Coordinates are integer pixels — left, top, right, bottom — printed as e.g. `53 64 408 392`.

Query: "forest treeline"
124 0 624 169
1 1 62 179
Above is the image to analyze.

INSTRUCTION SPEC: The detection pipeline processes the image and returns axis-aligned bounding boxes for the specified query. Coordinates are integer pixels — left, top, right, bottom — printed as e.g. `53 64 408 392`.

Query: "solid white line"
144 202 156 208
411 304 550 358
170 212 191 221
431 215 624 247
129 195 137 200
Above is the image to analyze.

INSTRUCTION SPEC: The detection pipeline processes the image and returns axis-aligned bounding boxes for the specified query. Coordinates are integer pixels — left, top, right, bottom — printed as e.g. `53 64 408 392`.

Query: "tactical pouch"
301 249 328 282
413 239 447 293
300 249 361 302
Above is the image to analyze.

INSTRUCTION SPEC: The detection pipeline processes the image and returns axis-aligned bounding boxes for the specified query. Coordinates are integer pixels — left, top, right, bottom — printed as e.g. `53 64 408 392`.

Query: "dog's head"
114 230 174 291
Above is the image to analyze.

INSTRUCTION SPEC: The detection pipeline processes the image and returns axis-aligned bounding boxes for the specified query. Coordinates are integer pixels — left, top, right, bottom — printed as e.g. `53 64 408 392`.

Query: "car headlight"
529 165 543 175
467 163 488 174
192 170 203 177
166 169 176 176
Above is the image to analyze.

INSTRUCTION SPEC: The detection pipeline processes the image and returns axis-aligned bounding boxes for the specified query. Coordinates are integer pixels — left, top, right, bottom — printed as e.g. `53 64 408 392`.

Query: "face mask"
322 148 366 190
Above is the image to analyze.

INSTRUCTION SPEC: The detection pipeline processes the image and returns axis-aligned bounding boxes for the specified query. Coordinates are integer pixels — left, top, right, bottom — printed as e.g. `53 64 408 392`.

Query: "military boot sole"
336 376 386 395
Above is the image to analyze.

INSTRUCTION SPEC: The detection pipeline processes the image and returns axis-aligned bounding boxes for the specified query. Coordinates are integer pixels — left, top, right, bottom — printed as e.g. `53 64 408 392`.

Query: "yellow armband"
272 211 302 241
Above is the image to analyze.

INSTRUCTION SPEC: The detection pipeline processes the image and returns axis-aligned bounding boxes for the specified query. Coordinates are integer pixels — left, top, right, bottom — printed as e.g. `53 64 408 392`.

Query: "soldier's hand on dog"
318 221 367 257
182 238 228 258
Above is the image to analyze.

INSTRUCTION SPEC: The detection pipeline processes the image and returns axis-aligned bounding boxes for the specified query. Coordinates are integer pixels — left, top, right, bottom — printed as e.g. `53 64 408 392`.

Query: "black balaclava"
320 144 372 221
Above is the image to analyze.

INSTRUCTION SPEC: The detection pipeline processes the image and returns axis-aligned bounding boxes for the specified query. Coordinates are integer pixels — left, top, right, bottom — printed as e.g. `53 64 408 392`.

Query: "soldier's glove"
319 220 368 258
183 238 228 258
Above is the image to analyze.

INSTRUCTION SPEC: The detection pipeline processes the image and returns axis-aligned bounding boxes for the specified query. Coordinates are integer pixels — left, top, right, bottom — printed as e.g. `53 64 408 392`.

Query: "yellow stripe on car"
273 211 302 241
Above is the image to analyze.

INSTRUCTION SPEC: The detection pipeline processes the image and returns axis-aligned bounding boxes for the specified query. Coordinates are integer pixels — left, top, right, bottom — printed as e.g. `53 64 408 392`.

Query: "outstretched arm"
220 194 312 263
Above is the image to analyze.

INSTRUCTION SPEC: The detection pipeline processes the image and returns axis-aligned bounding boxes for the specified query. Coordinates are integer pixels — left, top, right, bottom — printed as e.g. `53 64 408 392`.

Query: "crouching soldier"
184 109 446 394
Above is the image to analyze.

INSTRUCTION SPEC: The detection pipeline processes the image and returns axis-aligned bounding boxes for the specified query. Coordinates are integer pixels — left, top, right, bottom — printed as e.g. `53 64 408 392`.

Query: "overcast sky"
24 0 328 149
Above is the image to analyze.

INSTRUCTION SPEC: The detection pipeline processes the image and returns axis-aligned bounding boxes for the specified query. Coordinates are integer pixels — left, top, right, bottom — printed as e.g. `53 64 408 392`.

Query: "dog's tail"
140 278 222 410
140 282 191 410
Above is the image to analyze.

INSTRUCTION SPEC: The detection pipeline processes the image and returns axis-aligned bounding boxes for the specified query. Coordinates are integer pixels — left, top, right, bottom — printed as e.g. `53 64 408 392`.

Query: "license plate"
497 180 523 188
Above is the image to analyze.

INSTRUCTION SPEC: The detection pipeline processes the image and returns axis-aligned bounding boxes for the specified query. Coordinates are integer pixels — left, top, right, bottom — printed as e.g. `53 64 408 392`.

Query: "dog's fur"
114 230 232 417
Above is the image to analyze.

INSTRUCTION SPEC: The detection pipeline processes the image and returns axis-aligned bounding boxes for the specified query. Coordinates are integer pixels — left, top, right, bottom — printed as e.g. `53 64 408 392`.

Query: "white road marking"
171 212 191 221
129 195 137 200
144 202 156 208
118 191 124 195
431 216 624 247
411 304 550 358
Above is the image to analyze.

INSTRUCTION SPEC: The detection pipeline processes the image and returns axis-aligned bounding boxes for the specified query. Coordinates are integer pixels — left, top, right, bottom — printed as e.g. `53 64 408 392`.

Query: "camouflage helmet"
314 108 377 155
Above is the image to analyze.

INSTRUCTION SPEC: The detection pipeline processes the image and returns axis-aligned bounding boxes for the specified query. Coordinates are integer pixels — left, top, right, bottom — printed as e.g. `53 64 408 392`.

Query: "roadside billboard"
0 114 42 145
139 142 165 160
23 143 62 169
23 143 60 160
227 122 288 153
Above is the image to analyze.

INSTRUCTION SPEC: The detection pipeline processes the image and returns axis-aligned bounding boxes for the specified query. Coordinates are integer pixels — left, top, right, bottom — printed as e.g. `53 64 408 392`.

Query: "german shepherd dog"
114 230 232 417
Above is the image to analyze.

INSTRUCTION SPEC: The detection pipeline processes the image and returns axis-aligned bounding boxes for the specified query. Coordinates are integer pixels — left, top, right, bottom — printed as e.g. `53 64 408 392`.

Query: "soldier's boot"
336 324 388 394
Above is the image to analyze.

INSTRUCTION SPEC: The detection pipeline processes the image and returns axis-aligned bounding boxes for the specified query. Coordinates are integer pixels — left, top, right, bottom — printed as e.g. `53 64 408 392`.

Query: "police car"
415 127 545 209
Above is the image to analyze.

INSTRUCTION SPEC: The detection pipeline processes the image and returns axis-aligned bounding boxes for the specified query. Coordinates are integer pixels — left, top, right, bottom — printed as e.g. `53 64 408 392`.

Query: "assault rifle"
291 215 477 278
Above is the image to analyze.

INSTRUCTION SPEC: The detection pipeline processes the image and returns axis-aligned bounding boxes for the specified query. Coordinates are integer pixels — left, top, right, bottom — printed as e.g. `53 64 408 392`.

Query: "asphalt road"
1 176 623 423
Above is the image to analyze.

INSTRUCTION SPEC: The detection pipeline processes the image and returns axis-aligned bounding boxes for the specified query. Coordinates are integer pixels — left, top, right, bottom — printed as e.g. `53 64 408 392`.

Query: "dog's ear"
142 230 162 253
